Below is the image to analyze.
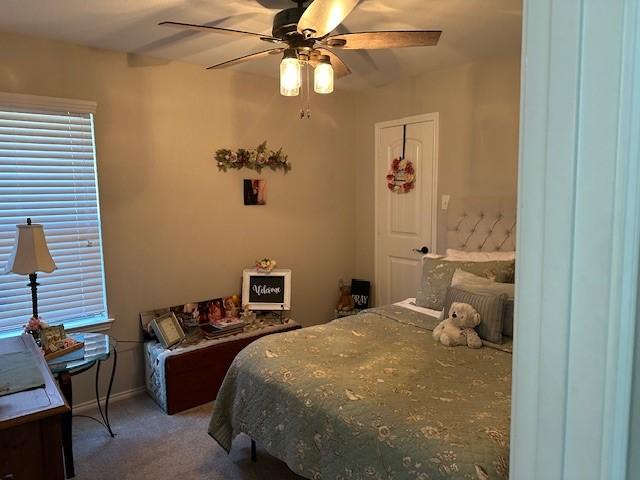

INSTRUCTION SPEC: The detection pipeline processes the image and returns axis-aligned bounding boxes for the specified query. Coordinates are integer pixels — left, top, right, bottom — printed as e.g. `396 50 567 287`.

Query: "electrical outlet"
441 194 451 210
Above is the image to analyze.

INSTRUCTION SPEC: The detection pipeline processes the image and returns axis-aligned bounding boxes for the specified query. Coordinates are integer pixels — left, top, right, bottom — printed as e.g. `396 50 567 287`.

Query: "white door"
375 113 438 306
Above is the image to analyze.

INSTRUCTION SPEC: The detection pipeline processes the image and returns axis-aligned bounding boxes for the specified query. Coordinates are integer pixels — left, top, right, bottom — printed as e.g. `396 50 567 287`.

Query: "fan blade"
297 0 360 38
253 0 292 8
326 31 442 49
310 48 351 78
159 21 282 43
206 48 285 70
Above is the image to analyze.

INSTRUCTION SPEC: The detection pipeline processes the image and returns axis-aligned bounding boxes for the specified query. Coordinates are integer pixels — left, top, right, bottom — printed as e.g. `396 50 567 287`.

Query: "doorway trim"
373 112 439 306
512 0 640 478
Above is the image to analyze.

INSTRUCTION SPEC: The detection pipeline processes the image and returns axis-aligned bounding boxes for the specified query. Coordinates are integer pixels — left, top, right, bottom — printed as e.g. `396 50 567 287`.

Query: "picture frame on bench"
151 312 185 348
242 268 291 311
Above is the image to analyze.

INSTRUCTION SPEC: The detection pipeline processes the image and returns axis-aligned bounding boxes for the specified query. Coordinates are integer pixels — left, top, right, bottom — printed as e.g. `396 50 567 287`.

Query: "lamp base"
28 272 39 319
26 328 42 347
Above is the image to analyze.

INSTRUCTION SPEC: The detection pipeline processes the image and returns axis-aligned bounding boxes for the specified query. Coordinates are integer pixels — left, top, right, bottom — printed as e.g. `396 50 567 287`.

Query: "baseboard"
73 385 146 413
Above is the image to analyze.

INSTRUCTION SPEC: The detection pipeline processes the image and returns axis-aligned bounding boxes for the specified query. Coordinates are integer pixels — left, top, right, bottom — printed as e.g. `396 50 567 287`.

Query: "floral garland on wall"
215 141 291 173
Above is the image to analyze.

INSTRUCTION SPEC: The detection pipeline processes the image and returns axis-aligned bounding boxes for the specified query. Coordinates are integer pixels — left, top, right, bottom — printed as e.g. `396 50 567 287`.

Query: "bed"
209 197 516 480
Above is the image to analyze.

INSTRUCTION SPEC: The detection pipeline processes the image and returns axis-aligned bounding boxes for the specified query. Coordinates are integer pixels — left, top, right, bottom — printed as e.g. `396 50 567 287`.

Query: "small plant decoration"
255 257 277 273
215 141 291 173
24 316 48 346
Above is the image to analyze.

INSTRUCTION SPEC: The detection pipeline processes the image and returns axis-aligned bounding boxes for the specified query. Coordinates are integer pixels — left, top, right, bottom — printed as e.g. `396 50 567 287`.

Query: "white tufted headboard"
446 197 517 252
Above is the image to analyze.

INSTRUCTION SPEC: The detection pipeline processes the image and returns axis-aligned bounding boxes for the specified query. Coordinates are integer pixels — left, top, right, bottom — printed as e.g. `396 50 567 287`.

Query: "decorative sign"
242 269 292 311
249 275 285 304
351 279 371 309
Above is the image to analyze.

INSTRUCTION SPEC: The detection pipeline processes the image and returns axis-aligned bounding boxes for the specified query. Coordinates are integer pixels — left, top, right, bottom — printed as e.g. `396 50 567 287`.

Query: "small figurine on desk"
223 295 241 319
181 303 200 328
336 280 355 312
241 305 257 326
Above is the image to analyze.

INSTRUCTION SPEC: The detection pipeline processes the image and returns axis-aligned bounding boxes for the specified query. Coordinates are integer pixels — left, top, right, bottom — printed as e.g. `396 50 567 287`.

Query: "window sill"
65 317 115 334
0 317 115 339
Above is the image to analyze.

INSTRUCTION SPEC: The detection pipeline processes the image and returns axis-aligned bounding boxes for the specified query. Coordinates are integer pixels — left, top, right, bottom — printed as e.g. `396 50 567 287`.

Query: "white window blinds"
0 93 107 332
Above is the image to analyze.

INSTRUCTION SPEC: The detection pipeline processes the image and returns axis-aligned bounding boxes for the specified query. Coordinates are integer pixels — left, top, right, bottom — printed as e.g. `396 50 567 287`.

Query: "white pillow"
445 249 516 262
451 269 515 299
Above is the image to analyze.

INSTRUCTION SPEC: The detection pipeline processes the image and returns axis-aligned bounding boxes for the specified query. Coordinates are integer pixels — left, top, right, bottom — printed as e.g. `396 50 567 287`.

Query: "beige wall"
0 31 357 403
0 30 520 404
353 55 521 283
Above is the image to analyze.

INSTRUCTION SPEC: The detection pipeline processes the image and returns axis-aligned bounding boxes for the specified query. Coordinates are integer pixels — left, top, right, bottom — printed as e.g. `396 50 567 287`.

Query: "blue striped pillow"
443 287 507 344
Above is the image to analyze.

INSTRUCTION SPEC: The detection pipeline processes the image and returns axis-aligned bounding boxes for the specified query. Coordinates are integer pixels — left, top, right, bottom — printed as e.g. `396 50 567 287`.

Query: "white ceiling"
0 0 522 89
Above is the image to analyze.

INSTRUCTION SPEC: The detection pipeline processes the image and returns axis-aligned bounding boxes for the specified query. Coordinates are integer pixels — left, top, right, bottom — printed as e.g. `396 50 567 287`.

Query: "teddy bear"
336 282 355 311
432 302 483 348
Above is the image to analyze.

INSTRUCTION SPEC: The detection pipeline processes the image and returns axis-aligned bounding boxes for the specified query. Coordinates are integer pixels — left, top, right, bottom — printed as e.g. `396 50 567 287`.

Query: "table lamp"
4 218 57 319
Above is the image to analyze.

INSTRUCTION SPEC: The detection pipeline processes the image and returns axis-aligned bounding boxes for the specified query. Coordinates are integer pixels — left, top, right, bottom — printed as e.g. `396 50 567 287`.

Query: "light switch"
441 194 451 210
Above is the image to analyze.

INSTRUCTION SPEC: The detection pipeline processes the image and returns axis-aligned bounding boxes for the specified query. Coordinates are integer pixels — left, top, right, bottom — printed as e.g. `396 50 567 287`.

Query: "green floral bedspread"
209 309 512 480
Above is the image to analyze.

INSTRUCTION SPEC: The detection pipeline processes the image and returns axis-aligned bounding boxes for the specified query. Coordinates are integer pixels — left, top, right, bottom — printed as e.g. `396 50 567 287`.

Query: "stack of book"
46 344 85 365
200 319 245 339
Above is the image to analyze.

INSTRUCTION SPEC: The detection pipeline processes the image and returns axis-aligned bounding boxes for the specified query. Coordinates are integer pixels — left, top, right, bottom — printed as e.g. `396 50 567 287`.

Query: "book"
46 344 86 365
44 341 84 362
211 319 245 331
200 321 244 339
0 351 45 397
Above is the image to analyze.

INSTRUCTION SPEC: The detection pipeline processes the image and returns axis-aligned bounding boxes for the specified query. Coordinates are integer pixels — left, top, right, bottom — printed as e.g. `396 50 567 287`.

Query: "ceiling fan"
160 0 442 97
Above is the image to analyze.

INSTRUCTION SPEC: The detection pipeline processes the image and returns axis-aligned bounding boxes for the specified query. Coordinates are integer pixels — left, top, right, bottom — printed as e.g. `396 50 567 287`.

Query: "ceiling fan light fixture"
280 49 301 97
314 55 334 94
162 0 444 106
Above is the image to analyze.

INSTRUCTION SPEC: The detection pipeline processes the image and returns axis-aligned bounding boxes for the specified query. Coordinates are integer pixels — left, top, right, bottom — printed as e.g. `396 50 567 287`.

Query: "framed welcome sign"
242 268 291 311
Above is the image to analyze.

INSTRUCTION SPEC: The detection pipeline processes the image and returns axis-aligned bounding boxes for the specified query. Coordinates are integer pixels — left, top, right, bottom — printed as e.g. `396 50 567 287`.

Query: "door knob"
413 246 430 254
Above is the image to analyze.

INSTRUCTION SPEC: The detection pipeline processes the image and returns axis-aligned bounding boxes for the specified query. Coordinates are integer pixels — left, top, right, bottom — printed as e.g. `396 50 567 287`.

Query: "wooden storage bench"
144 320 300 414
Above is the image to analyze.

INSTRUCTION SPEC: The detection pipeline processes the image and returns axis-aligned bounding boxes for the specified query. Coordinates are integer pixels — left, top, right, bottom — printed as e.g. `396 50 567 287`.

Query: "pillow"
503 299 515 337
446 249 516 262
451 269 515 298
443 286 507 344
416 258 515 310
451 269 515 337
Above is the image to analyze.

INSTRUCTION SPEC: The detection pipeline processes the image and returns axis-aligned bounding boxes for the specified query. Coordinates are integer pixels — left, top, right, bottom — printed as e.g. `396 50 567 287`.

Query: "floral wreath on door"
386 157 416 193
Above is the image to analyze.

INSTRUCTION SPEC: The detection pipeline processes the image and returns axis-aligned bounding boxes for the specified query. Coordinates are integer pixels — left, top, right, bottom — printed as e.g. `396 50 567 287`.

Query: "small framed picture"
351 279 371 309
151 312 185 348
244 179 267 205
40 325 66 353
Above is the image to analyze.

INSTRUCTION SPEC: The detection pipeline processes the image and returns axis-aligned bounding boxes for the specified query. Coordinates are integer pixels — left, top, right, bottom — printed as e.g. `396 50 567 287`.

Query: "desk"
49 333 117 479
0 334 68 480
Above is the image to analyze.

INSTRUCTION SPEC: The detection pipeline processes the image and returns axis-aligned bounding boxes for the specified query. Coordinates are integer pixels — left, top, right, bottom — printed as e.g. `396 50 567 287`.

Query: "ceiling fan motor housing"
272 7 305 38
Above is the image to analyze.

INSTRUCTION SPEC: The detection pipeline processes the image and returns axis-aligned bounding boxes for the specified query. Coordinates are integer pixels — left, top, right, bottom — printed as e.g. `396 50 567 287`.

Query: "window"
0 93 108 334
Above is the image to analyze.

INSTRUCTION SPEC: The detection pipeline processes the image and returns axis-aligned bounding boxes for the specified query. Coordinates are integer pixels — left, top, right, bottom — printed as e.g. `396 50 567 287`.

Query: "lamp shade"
314 55 334 94
280 49 301 97
4 222 56 275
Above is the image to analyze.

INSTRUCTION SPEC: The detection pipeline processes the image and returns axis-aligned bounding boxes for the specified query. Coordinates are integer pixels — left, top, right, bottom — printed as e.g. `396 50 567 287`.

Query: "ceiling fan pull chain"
306 62 311 119
300 61 311 120
299 58 306 119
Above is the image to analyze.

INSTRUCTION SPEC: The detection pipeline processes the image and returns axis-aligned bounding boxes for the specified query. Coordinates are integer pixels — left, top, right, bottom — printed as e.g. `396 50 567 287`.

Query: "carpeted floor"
72 394 304 480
